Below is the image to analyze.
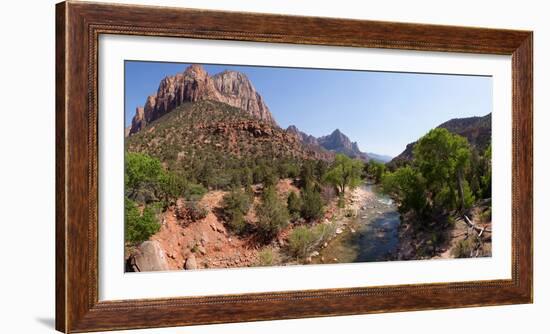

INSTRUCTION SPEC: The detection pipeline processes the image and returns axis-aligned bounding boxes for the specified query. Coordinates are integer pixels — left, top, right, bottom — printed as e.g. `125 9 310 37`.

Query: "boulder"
184 254 198 270
129 241 169 272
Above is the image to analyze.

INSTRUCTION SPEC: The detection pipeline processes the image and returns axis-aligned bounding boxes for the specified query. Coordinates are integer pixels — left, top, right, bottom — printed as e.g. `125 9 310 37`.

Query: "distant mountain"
317 129 369 161
389 113 491 167
286 126 370 162
128 64 275 135
367 152 393 163
286 125 319 146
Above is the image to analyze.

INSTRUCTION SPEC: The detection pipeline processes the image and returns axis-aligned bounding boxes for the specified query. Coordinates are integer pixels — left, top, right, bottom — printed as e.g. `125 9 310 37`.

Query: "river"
314 183 402 264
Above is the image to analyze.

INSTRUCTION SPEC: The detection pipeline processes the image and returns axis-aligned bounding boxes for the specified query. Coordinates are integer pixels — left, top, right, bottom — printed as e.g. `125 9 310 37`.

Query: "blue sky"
125 61 492 157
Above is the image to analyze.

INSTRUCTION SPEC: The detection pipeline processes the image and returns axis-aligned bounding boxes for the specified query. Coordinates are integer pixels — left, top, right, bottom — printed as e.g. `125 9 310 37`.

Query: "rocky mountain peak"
286 125 319 146
319 129 353 151
287 125 369 162
317 129 369 161
128 64 275 135
183 63 208 78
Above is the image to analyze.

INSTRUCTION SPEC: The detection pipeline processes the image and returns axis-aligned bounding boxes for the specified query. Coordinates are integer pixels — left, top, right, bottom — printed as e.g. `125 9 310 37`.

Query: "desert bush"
255 187 289 241
452 237 479 258
183 182 207 201
313 222 336 246
186 200 208 221
257 248 277 266
222 188 252 234
287 226 319 260
287 222 336 260
287 191 302 221
278 161 300 179
159 171 187 204
253 163 276 187
300 186 324 221
228 210 247 234
125 198 161 243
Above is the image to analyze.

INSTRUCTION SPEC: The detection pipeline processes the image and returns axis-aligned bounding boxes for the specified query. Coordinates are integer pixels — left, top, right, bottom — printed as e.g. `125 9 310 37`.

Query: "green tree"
413 128 473 211
182 182 207 201
300 185 324 221
159 170 187 205
480 145 492 198
222 188 252 234
253 163 276 187
125 152 164 193
125 198 161 243
366 160 386 183
255 186 289 241
382 166 428 217
286 191 302 221
323 154 364 196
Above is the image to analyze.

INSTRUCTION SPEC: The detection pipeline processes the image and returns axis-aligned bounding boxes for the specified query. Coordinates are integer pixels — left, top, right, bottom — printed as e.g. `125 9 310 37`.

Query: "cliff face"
129 64 275 135
211 70 274 124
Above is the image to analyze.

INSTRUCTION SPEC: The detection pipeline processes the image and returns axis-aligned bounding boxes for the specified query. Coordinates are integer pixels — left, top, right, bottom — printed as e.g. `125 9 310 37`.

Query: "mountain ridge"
127 100 334 168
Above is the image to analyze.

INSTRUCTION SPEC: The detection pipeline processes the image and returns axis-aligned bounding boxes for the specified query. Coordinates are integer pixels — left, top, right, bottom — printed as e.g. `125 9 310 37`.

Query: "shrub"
287 222 335 260
257 248 277 266
125 198 161 243
255 187 289 241
314 222 336 245
159 171 187 204
186 200 208 221
228 210 247 234
253 163 276 187
278 162 300 179
288 226 319 260
300 186 324 221
462 182 476 209
452 237 479 258
222 188 252 234
287 191 302 221
183 182 207 201
479 208 491 223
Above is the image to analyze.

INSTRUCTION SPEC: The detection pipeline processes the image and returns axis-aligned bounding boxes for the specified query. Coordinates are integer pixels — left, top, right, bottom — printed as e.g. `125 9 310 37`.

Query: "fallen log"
463 215 492 236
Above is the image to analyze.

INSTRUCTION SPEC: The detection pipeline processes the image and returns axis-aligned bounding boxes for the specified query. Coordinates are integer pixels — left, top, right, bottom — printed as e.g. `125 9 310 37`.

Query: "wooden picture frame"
56 1 533 332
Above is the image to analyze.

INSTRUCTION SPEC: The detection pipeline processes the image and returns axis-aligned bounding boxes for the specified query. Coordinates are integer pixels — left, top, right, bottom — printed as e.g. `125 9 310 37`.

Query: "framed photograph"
56 1 532 332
